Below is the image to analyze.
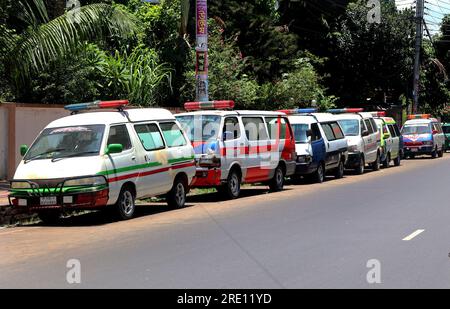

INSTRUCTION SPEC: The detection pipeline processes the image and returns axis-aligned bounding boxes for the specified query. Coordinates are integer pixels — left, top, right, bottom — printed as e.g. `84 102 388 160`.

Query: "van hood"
295 143 312 156
13 156 105 180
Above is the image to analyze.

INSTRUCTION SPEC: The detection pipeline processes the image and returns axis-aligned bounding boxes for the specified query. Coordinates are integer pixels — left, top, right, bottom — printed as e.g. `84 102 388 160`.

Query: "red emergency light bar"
369 111 386 117
407 114 432 120
184 100 235 111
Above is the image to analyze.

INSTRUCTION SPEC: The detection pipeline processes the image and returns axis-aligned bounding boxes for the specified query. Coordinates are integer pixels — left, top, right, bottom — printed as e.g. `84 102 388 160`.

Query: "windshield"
338 119 360 136
443 126 450 134
176 115 221 142
292 123 309 143
25 125 105 161
401 125 431 135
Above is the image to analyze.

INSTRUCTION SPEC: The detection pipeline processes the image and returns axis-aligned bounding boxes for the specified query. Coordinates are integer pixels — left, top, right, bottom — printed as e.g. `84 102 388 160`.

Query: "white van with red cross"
9 100 196 223
175 101 297 199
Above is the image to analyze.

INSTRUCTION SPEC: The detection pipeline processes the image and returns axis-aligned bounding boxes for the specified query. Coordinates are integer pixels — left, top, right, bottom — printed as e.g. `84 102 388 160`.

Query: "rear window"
330 122 344 139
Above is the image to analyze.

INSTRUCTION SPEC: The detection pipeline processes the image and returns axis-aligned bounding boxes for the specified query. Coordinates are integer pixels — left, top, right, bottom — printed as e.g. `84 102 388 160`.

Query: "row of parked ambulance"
7 100 447 223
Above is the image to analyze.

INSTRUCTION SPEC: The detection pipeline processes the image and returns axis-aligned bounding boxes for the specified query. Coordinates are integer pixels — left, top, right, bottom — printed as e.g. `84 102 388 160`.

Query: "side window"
134 123 165 151
322 123 336 141
330 122 345 139
311 123 322 142
223 117 241 140
242 117 269 141
159 122 187 147
107 125 132 150
393 124 401 137
266 117 287 139
360 120 366 134
370 118 378 134
387 125 396 137
364 119 374 134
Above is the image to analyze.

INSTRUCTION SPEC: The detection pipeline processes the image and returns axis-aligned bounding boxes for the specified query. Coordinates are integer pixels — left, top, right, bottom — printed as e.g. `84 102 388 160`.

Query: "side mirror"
223 131 234 141
20 145 28 157
383 133 391 139
106 144 123 155
362 130 370 137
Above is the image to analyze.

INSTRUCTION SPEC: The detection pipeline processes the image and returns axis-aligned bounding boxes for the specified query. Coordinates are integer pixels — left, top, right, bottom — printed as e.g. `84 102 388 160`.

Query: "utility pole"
195 0 209 102
413 0 424 114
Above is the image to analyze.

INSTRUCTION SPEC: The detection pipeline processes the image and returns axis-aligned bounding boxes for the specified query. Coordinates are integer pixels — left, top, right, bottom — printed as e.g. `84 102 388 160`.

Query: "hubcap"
175 183 185 206
318 165 324 181
230 174 239 195
121 191 134 215
276 169 283 185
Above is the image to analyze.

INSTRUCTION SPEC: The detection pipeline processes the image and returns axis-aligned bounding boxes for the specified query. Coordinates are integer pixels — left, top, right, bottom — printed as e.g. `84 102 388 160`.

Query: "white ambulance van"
9 100 196 223
176 101 297 199
330 108 382 174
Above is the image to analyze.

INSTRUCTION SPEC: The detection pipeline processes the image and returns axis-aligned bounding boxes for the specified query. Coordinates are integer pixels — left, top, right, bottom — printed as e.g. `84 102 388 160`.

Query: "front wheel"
432 147 438 159
167 177 187 209
371 153 380 171
393 154 401 167
382 153 390 168
334 160 344 179
355 156 365 175
269 165 286 191
115 187 136 220
438 148 444 158
218 169 241 199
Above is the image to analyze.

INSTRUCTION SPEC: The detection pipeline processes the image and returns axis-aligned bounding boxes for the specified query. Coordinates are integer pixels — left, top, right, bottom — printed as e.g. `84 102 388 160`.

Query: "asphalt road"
1 154 450 289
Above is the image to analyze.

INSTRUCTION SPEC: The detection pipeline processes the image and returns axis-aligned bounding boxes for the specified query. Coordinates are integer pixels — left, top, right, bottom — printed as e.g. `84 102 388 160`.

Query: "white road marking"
402 229 425 241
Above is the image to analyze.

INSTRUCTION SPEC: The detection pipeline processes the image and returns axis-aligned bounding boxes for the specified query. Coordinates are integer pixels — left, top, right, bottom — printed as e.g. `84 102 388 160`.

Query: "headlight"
297 155 312 164
10 181 32 189
65 176 107 187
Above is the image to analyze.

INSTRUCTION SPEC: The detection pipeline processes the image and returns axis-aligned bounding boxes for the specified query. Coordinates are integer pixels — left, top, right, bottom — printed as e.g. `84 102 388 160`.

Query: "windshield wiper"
51 151 99 162
25 148 67 163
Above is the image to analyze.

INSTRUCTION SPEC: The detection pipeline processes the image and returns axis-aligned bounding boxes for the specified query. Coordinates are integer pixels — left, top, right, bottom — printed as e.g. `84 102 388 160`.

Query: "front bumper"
345 152 362 168
404 146 434 156
294 162 318 175
8 177 110 212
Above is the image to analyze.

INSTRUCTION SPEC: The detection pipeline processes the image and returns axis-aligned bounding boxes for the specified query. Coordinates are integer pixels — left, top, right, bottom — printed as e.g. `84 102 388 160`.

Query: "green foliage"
328 0 416 106
93 44 173 106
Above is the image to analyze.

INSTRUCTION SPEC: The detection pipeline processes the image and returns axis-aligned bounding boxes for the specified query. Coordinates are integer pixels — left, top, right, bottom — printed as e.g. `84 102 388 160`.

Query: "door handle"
131 156 136 161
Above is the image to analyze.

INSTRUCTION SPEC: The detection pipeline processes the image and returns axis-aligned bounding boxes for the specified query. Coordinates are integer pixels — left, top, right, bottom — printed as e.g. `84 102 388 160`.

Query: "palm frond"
18 0 49 28
8 3 137 83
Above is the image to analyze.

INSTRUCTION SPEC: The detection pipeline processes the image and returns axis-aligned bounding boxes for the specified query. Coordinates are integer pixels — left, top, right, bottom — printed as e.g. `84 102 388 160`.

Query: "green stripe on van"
97 156 195 176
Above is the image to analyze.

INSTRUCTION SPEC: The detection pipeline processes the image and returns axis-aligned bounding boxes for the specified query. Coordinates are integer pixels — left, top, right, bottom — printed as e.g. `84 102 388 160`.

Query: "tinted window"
370 118 378 134
443 126 450 134
134 123 165 151
311 123 322 142
223 117 241 140
243 117 269 141
322 123 336 141
108 125 132 150
393 124 401 137
387 124 396 137
330 122 345 139
159 122 187 147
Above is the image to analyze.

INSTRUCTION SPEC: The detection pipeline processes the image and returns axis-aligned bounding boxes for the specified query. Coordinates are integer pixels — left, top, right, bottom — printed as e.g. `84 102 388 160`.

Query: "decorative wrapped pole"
195 0 209 102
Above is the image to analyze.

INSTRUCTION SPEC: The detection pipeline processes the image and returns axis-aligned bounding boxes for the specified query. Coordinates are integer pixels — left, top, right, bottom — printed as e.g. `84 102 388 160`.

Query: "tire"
409 154 415 159
382 153 390 168
269 165 286 191
432 147 438 159
218 169 241 199
438 148 444 158
394 153 401 167
371 153 380 171
167 177 188 209
38 211 61 225
334 159 344 179
355 156 365 175
115 186 136 220
311 163 325 183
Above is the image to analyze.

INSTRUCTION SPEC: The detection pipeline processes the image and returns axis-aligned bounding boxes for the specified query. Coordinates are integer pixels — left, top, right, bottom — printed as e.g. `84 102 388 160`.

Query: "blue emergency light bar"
278 108 318 115
65 100 129 112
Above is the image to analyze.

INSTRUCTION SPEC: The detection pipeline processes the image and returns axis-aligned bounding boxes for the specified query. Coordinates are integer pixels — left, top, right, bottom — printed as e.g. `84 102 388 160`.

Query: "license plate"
40 196 57 206
411 148 418 152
